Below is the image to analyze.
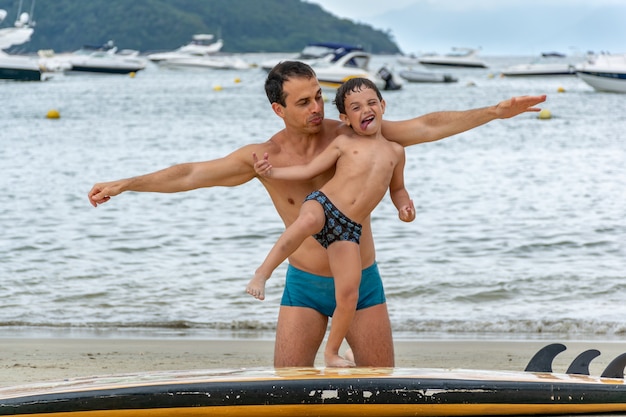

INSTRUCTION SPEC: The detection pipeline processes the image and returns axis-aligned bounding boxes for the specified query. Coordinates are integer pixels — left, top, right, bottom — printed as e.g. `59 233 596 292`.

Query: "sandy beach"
1 338 624 388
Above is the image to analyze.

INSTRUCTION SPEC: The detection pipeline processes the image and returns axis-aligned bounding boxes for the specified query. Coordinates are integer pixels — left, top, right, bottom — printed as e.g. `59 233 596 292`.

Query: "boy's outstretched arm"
383 95 547 147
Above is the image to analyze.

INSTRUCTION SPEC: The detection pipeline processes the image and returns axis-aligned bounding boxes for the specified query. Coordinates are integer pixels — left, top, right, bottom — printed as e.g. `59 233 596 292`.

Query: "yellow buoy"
46 109 60 119
213 84 223 91
538 109 552 120
557 86 565 93
129 72 136 78
234 77 241 83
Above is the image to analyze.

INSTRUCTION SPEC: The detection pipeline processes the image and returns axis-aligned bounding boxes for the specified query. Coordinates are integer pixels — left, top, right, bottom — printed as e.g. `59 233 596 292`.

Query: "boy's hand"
398 200 416 222
253 152 272 177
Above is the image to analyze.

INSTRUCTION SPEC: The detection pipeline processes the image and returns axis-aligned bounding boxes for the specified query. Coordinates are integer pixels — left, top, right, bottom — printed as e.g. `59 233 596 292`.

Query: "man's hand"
88 181 121 207
495 95 547 119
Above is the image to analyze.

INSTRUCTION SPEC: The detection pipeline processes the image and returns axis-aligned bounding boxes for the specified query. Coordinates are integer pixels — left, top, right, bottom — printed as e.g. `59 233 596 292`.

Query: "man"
88 61 546 367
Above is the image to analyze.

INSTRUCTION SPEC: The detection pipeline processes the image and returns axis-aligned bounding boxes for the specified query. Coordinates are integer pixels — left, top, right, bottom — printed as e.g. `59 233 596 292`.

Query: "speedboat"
158 55 250 70
0 50 47 81
0 8 33 50
575 52 626 93
156 53 250 70
307 45 402 91
147 34 249 70
418 47 488 68
396 53 457 82
398 69 457 83
260 42 356 72
501 54 576 77
0 6 48 81
147 34 224 63
44 41 147 75
396 53 421 67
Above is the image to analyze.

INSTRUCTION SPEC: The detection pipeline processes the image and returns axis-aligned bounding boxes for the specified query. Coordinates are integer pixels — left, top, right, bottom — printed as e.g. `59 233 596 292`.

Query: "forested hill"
0 0 401 54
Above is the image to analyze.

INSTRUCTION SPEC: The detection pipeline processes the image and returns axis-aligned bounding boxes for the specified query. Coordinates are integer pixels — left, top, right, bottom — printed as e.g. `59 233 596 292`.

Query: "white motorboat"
418 47 488 68
575 52 626 93
259 42 355 72
44 41 147 75
501 54 576 77
399 69 457 83
157 54 250 70
0 50 47 81
396 53 421 67
147 33 249 70
0 8 33 49
0 5 47 81
303 44 402 91
147 34 224 63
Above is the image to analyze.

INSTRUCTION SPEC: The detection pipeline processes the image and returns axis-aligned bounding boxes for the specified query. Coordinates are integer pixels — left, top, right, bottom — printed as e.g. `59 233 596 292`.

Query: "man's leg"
274 305 328 367
345 303 394 367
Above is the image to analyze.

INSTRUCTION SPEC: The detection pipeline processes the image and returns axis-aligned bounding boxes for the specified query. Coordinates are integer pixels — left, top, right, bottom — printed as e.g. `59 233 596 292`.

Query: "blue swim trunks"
304 190 362 249
280 262 386 317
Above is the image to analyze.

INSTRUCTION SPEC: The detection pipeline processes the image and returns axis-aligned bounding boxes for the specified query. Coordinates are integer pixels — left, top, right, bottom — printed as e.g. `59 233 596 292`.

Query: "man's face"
279 76 325 133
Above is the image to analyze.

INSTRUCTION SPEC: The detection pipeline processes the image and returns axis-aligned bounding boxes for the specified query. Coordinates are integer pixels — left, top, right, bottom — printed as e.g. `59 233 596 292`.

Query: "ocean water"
1 54 625 342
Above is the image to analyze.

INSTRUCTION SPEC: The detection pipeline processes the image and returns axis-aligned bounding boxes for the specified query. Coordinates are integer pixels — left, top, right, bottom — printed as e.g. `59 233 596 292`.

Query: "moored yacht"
147 34 224 63
0 51 46 81
418 47 488 68
575 52 626 93
309 44 402 91
41 41 147 75
259 42 357 72
0 5 48 81
501 54 576 77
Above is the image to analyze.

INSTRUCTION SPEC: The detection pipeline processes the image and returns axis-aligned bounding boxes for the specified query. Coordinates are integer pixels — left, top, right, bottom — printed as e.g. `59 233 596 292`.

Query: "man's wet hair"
265 61 317 106
334 78 383 115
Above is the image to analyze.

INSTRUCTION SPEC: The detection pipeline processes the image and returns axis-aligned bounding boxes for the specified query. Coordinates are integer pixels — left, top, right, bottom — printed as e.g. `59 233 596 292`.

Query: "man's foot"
325 352 356 368
246 273 267 300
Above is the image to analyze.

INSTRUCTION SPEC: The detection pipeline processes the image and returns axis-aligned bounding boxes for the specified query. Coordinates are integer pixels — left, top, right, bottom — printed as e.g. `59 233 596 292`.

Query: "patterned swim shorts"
304 190 362 248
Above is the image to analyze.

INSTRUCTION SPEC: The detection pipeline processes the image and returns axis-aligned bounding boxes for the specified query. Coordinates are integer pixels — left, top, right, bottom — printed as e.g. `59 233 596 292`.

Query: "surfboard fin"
524 343 567 373
565 349 601 375
601 352 626 379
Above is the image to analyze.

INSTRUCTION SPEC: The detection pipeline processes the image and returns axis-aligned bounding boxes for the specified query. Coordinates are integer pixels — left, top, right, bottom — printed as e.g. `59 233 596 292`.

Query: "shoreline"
2 338 624 388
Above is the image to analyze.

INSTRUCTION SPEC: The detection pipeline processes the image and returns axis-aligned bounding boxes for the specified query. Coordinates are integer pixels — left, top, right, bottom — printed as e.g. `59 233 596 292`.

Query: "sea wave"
2 317 625 341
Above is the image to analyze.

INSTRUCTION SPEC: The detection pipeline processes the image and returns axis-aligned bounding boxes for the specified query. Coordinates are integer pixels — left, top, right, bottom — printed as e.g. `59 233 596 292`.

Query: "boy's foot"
344 348 355 364
325 352 356 368
246 274 267 300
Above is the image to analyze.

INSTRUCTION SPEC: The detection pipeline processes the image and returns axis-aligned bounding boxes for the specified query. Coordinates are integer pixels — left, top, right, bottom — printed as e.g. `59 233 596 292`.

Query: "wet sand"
2 338 624 387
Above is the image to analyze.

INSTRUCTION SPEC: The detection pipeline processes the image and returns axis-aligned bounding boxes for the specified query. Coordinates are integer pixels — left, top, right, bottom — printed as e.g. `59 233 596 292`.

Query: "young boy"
247 77 415 367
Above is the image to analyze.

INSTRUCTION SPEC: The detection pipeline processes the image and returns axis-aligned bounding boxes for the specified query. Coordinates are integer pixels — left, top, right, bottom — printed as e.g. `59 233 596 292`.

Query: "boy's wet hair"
265 61 317 106
334 78 383 114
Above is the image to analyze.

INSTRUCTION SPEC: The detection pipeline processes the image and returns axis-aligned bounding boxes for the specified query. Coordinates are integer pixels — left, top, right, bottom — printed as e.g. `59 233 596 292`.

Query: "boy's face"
339 86 385 136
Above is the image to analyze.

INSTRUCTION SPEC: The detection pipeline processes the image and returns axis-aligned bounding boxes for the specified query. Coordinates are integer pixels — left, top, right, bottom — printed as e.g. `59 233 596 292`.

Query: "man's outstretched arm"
88 145 257 207
383 95 547 146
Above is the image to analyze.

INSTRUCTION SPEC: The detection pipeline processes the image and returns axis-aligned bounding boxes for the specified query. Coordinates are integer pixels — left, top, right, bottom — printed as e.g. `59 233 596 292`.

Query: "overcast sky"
308 0 626 55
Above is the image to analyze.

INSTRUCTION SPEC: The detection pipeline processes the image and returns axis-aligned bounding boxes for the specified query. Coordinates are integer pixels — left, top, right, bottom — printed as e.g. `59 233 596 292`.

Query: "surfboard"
1 343 625 416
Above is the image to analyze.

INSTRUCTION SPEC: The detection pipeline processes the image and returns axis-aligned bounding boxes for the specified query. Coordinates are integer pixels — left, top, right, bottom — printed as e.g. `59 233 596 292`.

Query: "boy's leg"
325 242 361 367
256 200 324 277
248 201 325 300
